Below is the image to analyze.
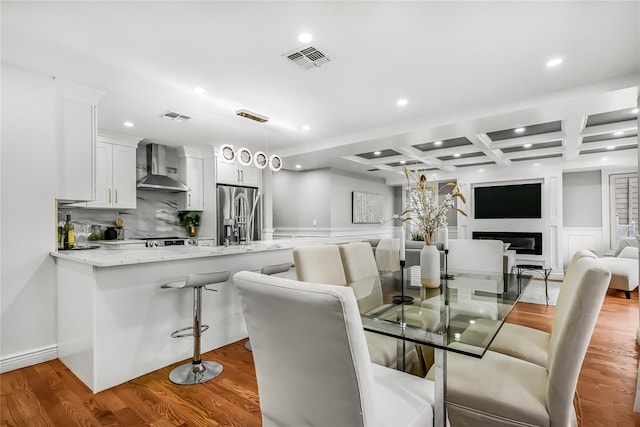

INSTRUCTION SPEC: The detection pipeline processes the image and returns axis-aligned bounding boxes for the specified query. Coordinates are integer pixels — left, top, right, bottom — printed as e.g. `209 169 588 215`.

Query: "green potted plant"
179 212 201 237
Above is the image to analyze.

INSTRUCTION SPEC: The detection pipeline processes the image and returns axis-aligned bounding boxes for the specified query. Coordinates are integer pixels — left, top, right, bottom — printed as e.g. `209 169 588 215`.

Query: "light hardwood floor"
1 289 639 426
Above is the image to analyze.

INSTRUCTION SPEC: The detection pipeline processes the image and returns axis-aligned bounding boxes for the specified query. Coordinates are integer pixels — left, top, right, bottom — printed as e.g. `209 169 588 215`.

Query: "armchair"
598 246 638 298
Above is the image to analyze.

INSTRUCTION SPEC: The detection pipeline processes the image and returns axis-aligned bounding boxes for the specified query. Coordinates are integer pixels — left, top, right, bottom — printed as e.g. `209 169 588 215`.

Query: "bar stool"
161 271 230 385
245 263 293 352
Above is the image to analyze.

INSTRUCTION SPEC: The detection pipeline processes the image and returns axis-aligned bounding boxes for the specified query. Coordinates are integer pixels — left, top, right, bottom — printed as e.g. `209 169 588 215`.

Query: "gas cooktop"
140 237 188 247
139 237 215 247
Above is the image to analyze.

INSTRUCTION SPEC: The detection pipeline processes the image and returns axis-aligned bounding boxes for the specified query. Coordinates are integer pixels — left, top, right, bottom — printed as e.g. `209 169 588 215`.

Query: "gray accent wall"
273 168 395 231
273 169 332 228
329 169 395 228
563 170 602 227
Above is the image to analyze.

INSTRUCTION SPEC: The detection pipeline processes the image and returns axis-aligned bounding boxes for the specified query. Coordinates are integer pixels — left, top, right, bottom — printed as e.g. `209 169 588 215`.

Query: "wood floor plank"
1 288 638 426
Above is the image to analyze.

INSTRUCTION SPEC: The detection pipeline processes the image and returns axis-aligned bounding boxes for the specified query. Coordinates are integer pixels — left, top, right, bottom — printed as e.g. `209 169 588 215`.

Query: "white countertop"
50 238 354 267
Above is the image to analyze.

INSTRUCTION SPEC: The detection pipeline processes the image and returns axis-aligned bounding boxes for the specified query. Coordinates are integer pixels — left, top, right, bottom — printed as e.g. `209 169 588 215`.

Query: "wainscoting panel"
564 227 603 267
273 227 390 240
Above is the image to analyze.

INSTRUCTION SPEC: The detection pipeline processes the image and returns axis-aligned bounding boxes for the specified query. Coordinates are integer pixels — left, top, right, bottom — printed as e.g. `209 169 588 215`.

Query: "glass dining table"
351 264 531 427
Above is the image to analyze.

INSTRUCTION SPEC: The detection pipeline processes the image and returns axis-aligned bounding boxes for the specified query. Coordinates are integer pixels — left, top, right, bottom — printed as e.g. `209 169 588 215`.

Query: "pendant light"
221 108 282 171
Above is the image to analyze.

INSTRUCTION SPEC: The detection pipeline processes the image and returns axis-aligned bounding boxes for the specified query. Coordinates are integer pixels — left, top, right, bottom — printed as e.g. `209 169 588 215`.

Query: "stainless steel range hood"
136 143 190 192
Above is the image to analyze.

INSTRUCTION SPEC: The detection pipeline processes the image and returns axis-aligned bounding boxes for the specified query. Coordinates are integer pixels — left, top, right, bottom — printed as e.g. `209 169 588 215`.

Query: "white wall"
420 160 638 270
428 163 563 272
1 65 58 370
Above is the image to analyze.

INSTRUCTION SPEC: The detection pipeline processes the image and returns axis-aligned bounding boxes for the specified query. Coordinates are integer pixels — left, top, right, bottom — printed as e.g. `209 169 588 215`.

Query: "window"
609 173 638 250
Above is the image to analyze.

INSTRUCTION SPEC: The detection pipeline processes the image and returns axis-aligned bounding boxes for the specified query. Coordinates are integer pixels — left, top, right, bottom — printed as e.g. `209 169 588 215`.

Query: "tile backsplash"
59 190 190 243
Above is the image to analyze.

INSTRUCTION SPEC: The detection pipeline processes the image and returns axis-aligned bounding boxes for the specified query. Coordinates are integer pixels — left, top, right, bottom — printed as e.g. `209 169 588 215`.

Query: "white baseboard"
1 345 58 373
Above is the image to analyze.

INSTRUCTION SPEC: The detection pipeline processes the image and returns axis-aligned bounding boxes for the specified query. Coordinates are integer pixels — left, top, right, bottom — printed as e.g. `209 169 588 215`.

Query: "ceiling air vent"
284 46 330 69
236 109 269 123
161 111 192 122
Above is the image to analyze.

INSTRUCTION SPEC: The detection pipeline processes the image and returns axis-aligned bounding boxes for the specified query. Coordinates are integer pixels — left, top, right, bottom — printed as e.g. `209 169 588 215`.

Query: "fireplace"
472 231 543 255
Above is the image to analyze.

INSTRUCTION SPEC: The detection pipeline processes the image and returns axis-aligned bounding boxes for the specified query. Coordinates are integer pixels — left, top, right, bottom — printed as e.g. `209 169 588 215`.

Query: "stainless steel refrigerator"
217 184 261 245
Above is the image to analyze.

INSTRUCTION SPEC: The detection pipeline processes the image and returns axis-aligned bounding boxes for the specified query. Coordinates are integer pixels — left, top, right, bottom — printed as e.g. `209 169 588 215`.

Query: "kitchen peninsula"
51 239 343 393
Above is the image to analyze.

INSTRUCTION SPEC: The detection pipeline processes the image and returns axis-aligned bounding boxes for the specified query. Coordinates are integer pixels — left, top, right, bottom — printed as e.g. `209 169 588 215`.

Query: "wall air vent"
283 46 330 69
236 109 269 123
161 111 192 122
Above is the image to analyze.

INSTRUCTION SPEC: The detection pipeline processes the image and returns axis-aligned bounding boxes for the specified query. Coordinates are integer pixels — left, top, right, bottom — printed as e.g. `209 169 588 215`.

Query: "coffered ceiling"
341 108 638 176
2 1 638 184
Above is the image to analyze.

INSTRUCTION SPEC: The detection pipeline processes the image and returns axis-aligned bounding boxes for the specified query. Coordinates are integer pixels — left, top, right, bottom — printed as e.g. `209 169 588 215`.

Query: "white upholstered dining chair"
447 239 504 274
293 244 347 285
339 242 386 314
233 271 435 427
374 238 401 273
482 249 597 367
294 244 422 375
442 248 611 426
339 241 380 283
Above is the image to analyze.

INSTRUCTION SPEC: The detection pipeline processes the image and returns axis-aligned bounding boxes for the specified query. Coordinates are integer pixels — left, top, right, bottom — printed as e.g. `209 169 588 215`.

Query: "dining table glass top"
355 265 531 358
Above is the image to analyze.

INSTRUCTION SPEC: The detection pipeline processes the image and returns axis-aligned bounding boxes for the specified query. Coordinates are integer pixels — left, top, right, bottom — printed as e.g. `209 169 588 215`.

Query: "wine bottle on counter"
63 214 75 249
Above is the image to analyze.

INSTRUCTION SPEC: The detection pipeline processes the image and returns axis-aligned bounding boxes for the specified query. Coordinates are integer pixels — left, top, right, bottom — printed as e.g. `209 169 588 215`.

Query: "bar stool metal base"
168 360 223 385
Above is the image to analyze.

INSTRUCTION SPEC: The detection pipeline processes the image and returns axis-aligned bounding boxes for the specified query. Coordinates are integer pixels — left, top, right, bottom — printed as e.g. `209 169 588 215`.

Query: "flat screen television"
474 183 542 219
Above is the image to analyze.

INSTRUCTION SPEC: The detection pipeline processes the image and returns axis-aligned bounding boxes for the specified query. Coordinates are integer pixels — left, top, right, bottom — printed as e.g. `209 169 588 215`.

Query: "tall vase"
420 244 441 292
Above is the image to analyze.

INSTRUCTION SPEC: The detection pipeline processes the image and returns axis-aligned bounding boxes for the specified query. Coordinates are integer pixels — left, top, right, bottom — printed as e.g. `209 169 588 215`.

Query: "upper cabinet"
82 132 141 209
216 158 260 187
178 147 204 211
56 80 105 202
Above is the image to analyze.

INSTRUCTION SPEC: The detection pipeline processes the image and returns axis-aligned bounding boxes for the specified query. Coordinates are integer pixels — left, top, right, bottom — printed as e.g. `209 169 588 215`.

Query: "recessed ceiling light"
453 153 461 158
614 131 624 136
631 108 639 114
546 57 563 67
374 151 381 156
523 143 532 148
434 141 443 146
515 127 526 133
123 121 134 127
298 33 313 43
479 168 485 173
400 160 406 164
302 125 310 131
193 87 205 95
396 99 408 107
295 164 302 169
606 145 616 150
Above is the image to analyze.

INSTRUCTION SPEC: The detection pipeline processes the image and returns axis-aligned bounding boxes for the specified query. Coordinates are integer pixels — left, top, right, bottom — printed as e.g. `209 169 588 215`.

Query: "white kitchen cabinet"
178 147 204 211
56 80 105 201
84 133 141 209
216 158 260 187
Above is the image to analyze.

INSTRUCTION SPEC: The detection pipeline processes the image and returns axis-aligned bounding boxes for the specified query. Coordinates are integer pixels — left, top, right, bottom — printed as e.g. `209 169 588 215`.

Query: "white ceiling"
2 1 638 184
